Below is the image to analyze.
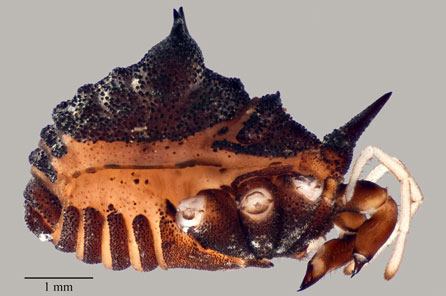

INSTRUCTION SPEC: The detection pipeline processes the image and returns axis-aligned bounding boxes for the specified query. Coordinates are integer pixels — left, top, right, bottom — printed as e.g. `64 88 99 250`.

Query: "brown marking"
354 197 398 260
24 178 61 228
55 206 80 252
104 164 121 169
82 207 104 264
132 215 158 271
85 167 96 174
216 126 229 135
333 212 367 234
342 180 389 212
231 165 294 188
107 212 131 270
24 202 53 237
175 159 222 169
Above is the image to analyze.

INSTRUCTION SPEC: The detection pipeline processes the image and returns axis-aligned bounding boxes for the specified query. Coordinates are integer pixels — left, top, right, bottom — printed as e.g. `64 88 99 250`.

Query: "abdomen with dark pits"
23 165 269 271
24 159 337 271
25 176 159 271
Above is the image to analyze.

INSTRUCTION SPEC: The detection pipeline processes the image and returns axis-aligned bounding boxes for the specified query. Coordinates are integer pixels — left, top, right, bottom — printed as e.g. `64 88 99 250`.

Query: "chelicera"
24 7 423 291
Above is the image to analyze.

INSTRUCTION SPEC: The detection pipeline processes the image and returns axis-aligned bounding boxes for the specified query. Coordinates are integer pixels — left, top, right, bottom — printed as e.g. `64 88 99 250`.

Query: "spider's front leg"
299 180 397 291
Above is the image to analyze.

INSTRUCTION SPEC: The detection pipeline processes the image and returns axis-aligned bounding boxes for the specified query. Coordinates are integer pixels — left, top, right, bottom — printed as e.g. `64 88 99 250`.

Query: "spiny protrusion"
323 92 392 173
172 7 188 34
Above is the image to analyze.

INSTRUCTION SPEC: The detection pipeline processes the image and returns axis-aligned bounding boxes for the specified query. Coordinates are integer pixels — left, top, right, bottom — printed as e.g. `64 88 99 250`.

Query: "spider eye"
239 188 274 220
176 195 206 232
293 176 323 202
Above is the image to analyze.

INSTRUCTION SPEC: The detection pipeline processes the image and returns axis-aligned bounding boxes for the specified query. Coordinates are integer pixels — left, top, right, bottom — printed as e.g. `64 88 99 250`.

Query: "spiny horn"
172 7 189 35
322 92 392 173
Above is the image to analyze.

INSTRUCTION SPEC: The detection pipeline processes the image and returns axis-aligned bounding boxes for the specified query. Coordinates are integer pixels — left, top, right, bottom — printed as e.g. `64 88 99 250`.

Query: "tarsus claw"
298 260 324 291
351 253 369 277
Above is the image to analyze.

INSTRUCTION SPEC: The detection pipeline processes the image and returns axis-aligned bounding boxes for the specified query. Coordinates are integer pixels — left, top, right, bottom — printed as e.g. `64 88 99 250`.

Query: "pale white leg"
343 146 423 279
365 163 389 183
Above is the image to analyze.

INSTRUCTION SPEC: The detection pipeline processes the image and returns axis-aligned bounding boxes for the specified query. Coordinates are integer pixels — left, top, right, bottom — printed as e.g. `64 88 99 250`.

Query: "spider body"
24 7 422 291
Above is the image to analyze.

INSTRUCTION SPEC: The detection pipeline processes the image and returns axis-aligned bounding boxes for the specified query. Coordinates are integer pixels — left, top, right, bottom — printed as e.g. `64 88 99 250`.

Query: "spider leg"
343 164 390 274
299 181 397 291
365 163 389 182
343 146 423 280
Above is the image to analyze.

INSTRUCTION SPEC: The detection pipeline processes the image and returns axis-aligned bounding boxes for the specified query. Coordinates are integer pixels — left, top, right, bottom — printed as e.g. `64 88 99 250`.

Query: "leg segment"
346 182 398 275
299 236 355 291
299 180 397 291
344 146 423 279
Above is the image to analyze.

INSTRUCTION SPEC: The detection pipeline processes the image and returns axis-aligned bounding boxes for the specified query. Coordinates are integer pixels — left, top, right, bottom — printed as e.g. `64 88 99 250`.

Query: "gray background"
1 1 444 295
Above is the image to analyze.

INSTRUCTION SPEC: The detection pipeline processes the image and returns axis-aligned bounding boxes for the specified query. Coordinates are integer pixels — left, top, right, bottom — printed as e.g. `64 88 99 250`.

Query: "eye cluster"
175 172 324 259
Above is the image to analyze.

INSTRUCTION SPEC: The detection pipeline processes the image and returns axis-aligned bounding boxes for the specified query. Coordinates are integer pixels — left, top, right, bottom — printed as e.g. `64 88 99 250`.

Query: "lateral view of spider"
24 7 423 291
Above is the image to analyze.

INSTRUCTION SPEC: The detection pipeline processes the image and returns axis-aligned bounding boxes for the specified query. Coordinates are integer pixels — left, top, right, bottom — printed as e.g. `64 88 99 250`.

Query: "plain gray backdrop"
1 1 444 295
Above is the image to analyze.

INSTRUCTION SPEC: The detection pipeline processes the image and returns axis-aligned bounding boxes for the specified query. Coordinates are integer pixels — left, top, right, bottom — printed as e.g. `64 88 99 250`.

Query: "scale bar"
24 277 93 280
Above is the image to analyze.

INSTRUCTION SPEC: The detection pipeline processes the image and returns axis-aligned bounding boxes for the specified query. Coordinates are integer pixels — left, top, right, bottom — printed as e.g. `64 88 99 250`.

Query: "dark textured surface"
82 207 104 264
159 212 244 270
132 214 158 271
213 93 321 157
56 206 80 253
107 212 131 270
35 6 325 162
272 175 323 256
188 189 254 259
40 124 67 158
23 178 61 228
50 9 249 145
28 148 57 182
323 92 391 174
24 203 53 237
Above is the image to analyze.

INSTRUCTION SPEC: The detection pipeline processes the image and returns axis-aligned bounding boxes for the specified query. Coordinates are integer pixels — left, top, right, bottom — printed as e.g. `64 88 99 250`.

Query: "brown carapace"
24 7 423 291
